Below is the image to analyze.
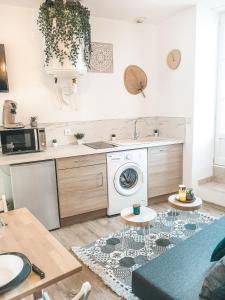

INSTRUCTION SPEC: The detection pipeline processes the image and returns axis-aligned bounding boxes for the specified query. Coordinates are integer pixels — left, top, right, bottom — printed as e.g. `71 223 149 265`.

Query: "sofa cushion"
132 216 225 300
200 256 225 300
211 237 225 262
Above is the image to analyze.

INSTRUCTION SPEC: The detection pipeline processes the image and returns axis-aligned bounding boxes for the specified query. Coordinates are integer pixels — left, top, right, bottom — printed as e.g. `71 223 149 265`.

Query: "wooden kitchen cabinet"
56 154 108 225
148 144 183 198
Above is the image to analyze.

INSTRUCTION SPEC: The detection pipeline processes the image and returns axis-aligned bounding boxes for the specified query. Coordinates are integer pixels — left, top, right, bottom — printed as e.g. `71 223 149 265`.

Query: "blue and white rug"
72 210 216 300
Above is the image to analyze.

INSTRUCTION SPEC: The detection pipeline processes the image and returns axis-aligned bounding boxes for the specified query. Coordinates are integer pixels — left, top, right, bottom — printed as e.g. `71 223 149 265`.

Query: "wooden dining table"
0 208 82 300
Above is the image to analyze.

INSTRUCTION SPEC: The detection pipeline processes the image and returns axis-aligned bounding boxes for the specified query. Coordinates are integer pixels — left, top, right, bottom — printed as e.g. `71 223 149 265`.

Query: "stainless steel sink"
84 142 118 149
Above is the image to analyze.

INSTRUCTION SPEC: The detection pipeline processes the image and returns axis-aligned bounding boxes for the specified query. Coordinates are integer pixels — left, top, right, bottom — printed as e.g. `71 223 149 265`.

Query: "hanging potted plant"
37 0 92 68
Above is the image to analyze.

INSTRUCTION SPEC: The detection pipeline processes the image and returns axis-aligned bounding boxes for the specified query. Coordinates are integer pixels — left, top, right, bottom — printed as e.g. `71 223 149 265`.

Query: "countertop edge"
0 139 184 166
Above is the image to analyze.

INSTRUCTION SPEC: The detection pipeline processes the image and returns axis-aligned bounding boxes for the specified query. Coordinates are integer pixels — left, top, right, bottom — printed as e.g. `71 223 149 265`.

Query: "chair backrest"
0 195 8 213
71 282 91 300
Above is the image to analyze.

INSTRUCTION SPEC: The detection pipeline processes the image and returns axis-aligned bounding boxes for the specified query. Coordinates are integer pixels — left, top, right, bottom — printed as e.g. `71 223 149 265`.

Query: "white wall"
0 2 221 193
157 8 196 118
192 0 219 189
156 4 220 188
0 5 158 124
157 8 197 186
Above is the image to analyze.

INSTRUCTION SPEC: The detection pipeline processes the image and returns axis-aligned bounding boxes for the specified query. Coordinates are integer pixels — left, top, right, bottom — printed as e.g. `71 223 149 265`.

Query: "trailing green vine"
37 0 91 67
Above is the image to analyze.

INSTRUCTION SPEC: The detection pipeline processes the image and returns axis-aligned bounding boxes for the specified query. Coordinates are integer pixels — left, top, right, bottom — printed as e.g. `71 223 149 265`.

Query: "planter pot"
31 121 38 128
154 132 159 137
77 140 83 145
52 142 58 149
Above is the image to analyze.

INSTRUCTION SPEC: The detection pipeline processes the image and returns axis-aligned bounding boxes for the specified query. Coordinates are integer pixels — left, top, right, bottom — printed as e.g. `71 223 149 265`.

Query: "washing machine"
107 149 148 216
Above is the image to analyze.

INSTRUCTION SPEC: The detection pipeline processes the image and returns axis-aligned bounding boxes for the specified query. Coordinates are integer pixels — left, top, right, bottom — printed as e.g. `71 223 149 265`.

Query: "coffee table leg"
170 208 177 233
121 224 128 255
143 226 149 257
195 211 200 231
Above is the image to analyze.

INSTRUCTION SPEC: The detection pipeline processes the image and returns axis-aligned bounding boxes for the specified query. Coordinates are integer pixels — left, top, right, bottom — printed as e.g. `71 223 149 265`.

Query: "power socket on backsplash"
64 128 72 136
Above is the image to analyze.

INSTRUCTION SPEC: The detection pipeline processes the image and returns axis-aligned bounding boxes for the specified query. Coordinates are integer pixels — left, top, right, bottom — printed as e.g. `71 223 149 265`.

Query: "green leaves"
37 0 91 67
74 133 85 140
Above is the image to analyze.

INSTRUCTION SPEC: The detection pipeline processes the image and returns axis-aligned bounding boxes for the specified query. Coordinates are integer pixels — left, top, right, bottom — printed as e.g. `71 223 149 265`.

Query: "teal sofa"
132 216 225 300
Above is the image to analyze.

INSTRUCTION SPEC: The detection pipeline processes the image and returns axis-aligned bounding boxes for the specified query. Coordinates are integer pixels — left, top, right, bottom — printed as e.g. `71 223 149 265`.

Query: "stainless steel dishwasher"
10 160 60 230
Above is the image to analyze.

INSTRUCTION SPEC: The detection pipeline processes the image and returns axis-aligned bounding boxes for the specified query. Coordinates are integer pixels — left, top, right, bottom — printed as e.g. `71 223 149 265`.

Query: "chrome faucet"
134 119 140 140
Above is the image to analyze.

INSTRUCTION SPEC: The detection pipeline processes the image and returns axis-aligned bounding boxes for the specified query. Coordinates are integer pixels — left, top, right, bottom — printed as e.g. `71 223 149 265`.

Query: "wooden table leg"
33 291 42 300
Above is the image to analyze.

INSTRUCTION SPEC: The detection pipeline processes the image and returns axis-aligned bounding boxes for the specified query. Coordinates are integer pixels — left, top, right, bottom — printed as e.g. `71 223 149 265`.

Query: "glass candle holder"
179 185 187 201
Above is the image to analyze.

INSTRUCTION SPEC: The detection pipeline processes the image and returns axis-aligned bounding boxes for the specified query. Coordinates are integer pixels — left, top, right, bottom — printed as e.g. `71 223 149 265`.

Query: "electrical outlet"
64 128 72 136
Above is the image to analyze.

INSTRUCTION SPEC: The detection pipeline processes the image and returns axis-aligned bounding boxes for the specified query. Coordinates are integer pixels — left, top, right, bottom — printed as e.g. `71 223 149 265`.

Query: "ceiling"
83 0 198 24
0 0 198 24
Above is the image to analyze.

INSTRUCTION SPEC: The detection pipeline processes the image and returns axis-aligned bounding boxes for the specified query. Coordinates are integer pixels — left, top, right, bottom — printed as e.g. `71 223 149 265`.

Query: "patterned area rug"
72 210 216 300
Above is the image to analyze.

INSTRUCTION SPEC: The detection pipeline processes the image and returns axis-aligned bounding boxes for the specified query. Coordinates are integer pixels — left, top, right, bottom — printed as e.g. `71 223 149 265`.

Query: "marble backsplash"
41 117 187 146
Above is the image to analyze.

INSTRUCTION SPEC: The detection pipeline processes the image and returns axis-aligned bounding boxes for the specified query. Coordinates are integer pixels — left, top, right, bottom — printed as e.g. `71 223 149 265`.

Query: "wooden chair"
71 282 91 300
40 282 91 300
0 195 8 213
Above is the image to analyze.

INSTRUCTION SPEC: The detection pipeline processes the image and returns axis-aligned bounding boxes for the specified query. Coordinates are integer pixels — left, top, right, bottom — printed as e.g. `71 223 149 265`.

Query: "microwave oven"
0 127 47 155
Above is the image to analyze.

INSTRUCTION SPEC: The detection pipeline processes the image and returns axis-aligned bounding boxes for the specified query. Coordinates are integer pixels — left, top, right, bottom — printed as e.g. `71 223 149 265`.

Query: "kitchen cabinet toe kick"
60 209 107 226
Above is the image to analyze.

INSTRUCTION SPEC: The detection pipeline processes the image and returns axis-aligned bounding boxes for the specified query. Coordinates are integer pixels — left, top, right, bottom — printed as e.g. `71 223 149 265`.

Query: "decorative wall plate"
89 42 113 73
167 49 181 70
124 65 147 98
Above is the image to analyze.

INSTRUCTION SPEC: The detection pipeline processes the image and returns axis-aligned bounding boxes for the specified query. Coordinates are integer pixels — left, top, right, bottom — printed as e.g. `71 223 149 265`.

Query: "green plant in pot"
186 188 195 201
74 133 85 145
111 133 116 141
37 0 92 67
52 138 58 148
30 116 38 127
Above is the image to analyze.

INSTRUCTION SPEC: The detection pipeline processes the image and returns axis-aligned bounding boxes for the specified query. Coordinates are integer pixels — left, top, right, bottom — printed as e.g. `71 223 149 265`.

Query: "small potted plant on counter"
30 116 38 127
111 133 116 141
153 129 159 137
74 133 85 145
52 139 58 149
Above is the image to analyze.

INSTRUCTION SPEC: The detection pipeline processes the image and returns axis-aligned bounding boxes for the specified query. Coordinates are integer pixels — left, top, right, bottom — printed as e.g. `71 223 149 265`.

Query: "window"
215 13 225 165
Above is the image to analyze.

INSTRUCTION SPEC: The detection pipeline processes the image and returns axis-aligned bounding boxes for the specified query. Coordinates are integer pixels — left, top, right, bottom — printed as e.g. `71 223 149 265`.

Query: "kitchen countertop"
0 137 184 166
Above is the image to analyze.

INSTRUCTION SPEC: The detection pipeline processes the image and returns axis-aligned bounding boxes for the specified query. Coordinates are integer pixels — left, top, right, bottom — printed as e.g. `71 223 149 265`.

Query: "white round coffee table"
168 194 202 212
168 194 202 231
120 206 157 256
121 206 157 228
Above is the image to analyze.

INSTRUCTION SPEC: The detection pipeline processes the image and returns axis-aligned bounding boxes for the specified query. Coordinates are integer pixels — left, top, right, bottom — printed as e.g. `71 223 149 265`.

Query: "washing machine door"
114 163 144 196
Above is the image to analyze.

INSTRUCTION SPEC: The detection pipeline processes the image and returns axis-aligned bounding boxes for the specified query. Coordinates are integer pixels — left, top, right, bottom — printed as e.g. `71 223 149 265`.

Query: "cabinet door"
148 144 183 198
57 162 108 218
